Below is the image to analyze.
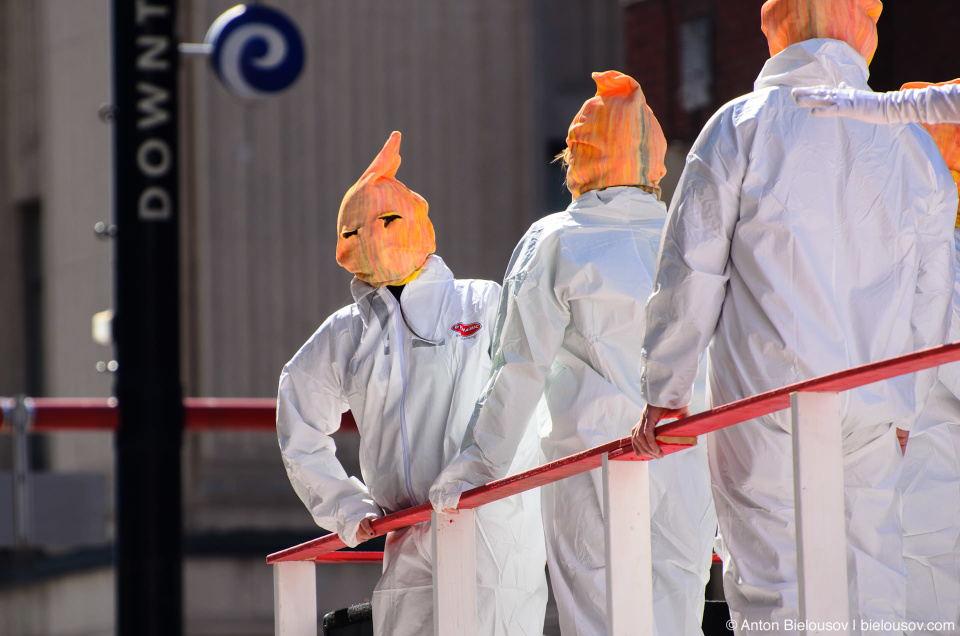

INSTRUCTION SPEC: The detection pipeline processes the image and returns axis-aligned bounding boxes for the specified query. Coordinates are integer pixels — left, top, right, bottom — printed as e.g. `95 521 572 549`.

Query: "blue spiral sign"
206 4 305 99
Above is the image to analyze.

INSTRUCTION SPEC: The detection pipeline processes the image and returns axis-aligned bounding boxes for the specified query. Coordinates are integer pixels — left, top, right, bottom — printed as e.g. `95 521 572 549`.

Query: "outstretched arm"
793 84 960 124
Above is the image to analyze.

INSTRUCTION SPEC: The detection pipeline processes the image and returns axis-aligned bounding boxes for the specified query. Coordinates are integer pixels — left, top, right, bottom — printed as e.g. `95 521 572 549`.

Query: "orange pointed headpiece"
562 71 667 199
336 132 436 286
902 80 960 227
761 0 882 64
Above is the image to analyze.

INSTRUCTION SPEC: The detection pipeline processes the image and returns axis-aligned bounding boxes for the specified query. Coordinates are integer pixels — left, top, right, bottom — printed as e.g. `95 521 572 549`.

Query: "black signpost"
111 1 183 633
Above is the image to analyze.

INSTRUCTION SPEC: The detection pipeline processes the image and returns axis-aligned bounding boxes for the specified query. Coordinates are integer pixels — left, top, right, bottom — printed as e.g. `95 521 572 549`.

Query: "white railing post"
602 453 654 636
273 561 317 636
791 391 850 635
432 509 479 635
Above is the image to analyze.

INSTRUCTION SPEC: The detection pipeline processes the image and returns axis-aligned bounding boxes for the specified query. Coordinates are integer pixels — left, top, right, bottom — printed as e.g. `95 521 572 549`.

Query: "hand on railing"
356 516 378 543
631 404 691 459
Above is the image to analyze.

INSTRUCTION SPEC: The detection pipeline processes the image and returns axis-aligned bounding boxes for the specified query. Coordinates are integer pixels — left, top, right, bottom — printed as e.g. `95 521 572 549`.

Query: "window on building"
679 15 714 114
20 199 46 470
21 199 43 398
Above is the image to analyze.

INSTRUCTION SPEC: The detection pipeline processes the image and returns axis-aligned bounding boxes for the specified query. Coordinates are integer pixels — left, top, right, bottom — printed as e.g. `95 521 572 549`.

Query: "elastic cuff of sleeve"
337 517 362 548
429 483 463 513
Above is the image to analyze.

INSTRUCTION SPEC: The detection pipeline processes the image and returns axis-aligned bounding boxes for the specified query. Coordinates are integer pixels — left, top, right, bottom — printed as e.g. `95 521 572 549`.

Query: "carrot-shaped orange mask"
902 79 960 228
562 71 667 200
761 0 883 64
336 131 436 286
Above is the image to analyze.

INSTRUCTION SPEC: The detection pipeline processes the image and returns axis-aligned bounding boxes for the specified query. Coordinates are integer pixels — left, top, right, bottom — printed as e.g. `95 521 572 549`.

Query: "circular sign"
206 4 305 99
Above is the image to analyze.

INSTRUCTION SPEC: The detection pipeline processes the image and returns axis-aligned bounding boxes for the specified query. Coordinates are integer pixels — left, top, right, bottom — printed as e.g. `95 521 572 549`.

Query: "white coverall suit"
795 78 960 633
277 255 548 636
639 40 957 635
900 231 960 634
431 187 717 636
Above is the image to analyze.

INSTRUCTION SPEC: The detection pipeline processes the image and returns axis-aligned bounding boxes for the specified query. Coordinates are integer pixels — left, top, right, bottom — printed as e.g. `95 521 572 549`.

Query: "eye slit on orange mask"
341 228 358 239
378 213 402 228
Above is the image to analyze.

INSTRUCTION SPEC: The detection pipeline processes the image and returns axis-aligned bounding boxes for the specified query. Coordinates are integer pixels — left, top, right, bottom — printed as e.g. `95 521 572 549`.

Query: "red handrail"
0 398 358 433
312 551 385 564
266 341 960 564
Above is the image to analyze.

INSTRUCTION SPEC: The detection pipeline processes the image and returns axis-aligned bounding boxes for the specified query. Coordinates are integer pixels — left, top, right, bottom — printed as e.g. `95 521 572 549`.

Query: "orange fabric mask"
336 131 436 286
563 70 668 200
902 80 960 228
761 0 883 64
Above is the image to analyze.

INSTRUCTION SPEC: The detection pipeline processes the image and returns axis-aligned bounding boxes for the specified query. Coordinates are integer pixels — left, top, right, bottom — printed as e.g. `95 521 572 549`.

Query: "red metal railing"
0 398 357 433
266 341 960 564
6 343 959 568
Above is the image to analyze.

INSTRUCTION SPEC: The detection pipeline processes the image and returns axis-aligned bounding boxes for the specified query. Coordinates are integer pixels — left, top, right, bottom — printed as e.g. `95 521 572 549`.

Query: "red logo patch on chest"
451 322 482 337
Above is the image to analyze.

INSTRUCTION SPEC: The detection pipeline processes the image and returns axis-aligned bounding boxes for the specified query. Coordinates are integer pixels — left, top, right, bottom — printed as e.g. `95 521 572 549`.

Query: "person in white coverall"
276 131 547 636
429 71 716 636
631 2 958 634
796 79 960 635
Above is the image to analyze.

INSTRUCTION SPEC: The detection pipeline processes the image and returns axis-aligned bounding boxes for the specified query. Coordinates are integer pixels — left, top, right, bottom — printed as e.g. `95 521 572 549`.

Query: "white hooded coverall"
277 255 548 636
640 40 958 636
900 231 960 634
431 187 717 636
794 80 960 632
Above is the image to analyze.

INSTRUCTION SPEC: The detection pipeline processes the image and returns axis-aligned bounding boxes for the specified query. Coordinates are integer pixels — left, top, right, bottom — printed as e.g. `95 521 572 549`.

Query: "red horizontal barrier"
11 397 121 432
654 340 960 441
266 504 433 563
279 550 715 565
267 341 960 564
0 398 358 434
183 398 278 431
312 551 384 564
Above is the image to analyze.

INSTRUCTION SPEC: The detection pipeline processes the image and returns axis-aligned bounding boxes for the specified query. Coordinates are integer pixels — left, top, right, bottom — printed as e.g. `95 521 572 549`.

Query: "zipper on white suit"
387 291 419 506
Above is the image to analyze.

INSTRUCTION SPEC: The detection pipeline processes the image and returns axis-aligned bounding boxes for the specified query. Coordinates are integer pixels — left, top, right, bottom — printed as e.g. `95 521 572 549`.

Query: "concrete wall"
0 567 112 636
180 0 619 401
31 0 116 539
38 0 113 401
0 558 382 636
0 2 19 403
0 0 41 400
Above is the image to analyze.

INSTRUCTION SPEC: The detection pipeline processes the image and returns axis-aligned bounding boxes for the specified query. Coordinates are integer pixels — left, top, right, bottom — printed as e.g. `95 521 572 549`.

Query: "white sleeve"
905 191 959 429
430 231 569 510
794 84 960 124
938 233 960 398
640 112 744 409
277 325 382 547
879 85 960 124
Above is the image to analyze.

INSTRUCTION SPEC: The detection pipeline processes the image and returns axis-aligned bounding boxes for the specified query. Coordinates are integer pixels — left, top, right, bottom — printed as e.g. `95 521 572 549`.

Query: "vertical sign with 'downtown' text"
111 0 184 635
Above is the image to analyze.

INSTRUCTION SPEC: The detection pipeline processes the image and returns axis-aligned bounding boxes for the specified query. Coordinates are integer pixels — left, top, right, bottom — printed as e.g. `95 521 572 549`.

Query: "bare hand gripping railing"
267 342 960 636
